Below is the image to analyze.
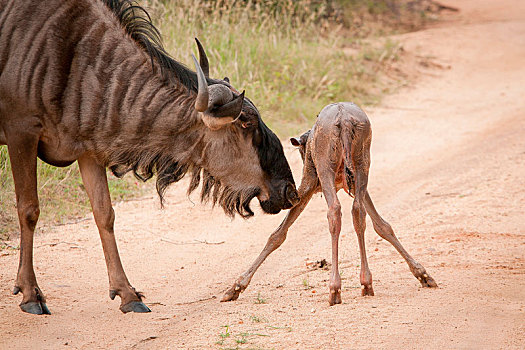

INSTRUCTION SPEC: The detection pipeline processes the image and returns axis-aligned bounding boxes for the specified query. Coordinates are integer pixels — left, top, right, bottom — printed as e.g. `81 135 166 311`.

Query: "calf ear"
290 137 301 146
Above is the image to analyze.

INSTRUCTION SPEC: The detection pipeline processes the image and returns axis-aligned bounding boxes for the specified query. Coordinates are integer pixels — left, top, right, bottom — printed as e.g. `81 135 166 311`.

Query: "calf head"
290 129 311 162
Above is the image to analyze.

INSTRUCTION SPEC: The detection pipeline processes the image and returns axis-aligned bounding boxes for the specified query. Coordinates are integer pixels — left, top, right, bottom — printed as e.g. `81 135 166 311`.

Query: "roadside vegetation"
152 0 440 135
0 0 442 241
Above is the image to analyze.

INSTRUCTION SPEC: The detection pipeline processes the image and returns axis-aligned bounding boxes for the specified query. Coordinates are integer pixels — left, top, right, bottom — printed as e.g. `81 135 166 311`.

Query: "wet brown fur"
222 102 438 305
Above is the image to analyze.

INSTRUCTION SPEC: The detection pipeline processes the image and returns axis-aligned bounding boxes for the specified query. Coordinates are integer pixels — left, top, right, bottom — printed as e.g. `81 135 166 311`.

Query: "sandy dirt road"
1 1 524 349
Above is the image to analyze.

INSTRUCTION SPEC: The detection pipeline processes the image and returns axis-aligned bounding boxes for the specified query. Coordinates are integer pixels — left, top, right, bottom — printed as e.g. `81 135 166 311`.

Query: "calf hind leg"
352 169 374 296
364 192 437 288
317 170 344 305
8 132 50 314
78 155 150 313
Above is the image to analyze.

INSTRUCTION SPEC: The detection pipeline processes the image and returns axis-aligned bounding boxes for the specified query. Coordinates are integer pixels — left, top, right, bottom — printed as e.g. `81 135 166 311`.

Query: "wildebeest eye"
241 121 254 129
238 112 256 129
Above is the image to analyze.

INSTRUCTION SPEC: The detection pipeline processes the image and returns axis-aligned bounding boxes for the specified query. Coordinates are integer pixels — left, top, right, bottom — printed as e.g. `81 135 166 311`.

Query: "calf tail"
341 121 355 197
341 120 372 198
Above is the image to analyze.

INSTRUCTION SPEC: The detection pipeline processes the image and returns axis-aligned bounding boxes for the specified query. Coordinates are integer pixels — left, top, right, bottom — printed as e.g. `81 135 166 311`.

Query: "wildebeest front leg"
222 165 318 302
8 131 51 315
78 155 150 313
364 192 437 288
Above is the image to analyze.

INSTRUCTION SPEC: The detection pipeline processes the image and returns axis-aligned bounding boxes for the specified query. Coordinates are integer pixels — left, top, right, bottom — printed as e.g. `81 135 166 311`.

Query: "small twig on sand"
129 336 158 349
173 295 217 305
160 238 225 245
435 2 459 12
53 217 91 227
37 241 81 248
146 302 166 306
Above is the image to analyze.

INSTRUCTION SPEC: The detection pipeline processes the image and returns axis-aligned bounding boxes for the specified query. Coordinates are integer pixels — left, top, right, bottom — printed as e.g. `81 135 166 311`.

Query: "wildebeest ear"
223 77 230 83
290 137 301 146
209 91 245 119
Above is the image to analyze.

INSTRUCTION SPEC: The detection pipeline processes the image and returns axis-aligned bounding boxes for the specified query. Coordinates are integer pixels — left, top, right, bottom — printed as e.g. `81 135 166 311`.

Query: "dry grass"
148 0 420 135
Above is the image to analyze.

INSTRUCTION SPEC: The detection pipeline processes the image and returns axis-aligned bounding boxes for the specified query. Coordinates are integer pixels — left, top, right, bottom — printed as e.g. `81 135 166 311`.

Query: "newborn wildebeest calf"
223 102 437 305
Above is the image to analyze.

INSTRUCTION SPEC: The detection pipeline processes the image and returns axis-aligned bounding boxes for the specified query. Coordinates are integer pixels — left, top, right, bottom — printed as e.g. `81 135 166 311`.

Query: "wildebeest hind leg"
78 155 150 313
8 130 51 314
363 191 437 288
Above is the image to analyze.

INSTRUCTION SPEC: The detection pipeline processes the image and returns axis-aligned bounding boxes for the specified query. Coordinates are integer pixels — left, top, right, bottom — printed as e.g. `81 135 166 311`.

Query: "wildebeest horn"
192 53 209 112
191 52 245 130
195 38 209 78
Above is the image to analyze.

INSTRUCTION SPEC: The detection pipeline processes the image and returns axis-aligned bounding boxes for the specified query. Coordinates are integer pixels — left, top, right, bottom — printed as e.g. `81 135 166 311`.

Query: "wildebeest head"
190 39 299 217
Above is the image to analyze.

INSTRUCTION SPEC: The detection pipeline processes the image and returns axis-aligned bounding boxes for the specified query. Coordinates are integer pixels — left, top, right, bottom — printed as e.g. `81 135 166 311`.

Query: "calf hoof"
221 283 244 302
120 301 151 313
328 289 342 306
418 273 438 288
20 301 51 315
361 284 374 296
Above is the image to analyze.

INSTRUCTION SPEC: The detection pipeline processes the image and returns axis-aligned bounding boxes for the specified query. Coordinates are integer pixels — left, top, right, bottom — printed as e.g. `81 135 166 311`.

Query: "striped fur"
0 0 296 217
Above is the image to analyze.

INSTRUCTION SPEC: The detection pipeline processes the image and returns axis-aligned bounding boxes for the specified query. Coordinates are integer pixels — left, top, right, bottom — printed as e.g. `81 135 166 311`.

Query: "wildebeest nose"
285 183 300 207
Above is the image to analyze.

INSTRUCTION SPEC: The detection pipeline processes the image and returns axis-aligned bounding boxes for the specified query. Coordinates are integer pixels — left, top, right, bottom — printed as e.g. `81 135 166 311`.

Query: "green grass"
254 292 267 304
215 324 271 348
249 315 267 323
216 325 231 345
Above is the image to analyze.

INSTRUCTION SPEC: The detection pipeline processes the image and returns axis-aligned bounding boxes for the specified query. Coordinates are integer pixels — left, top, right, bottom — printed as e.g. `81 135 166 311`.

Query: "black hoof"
20 301 51 315
120 301 151 313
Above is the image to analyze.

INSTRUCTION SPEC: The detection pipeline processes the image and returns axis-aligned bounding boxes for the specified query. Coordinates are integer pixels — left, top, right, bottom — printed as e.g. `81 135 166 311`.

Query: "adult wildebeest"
222 102 437 305
0 0 299 314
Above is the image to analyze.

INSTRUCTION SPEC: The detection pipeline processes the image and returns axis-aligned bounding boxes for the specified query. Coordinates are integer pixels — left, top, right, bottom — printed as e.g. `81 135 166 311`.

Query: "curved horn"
191 53 208 112
195 38 209 78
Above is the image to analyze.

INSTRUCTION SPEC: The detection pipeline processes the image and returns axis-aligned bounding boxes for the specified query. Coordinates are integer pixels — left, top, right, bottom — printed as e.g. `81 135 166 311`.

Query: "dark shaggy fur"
109 146 259 218
103 0 198 91
245 98 295 185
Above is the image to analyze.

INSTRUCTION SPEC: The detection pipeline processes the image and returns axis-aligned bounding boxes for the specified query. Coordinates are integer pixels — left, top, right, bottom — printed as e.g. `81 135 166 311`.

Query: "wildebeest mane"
246 98 295 184
109 149 258 218
102 0 198 92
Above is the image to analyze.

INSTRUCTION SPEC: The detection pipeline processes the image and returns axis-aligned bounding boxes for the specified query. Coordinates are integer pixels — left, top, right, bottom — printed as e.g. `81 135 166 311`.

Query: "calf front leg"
78 155 150 313
8 132 50 315
364 191 437 288
222 167 318 302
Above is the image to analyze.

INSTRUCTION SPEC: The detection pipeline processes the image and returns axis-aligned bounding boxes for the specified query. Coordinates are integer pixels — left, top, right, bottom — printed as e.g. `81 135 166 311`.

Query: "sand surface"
1 0 524 348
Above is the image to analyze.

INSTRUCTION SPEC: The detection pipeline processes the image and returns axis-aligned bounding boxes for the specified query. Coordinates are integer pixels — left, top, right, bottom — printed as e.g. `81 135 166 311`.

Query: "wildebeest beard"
109 151 260 218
